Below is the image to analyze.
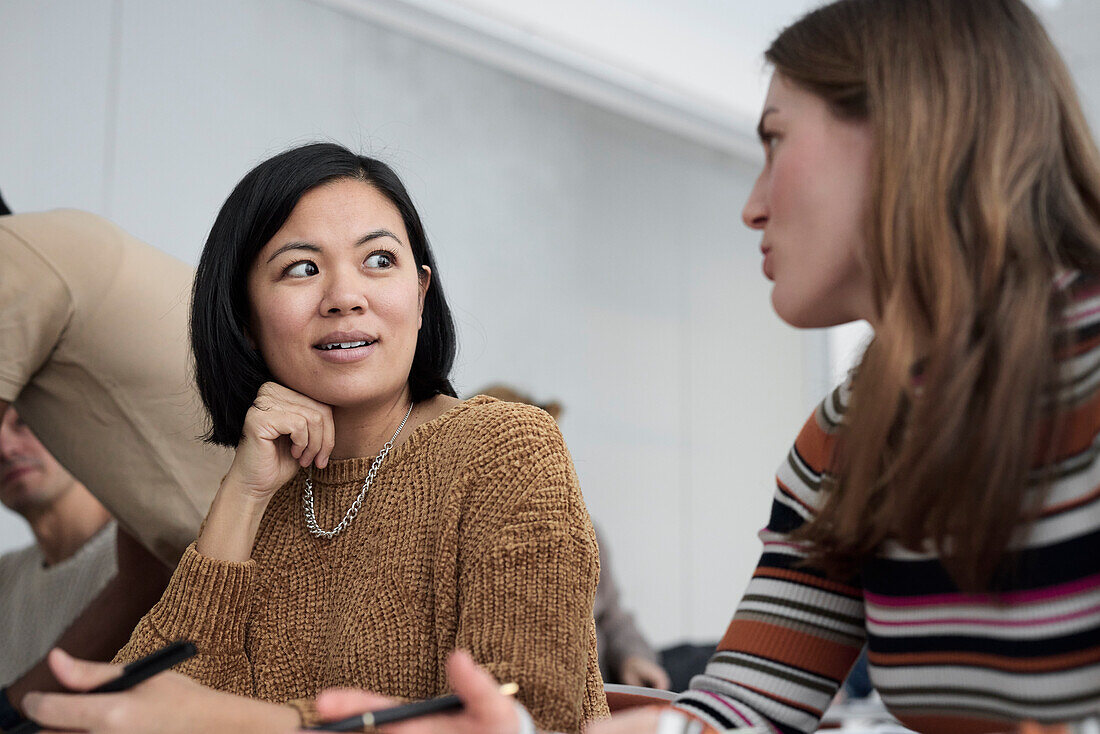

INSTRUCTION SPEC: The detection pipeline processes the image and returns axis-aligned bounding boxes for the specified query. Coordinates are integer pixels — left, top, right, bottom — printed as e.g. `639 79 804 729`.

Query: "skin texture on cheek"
751 74 876 330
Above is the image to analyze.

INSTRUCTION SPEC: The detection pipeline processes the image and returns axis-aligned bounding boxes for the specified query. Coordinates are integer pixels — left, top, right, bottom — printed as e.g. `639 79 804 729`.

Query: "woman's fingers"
250 383 334 468
444 650 517 724
315 689 398 720
19 650 125 731
299 408 328 468
273 386 334 468
312 653 517 734
47 647 124 691
22 689 124 732
319 404 335 469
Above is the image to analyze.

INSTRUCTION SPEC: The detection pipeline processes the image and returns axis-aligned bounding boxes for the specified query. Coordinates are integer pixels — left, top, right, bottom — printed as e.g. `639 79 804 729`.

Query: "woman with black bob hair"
192 142 458 446
20 142 608 734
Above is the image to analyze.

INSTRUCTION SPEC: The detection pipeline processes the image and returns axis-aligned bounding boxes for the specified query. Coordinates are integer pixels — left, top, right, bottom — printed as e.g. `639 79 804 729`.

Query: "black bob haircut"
191 142 457 447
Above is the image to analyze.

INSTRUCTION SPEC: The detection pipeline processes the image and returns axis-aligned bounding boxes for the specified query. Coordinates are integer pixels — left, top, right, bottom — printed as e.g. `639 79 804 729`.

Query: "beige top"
0 210 232 565
115 397 610 734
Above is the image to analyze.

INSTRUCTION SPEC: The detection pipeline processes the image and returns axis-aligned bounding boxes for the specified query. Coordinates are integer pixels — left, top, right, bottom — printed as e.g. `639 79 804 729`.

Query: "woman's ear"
418 265 432 329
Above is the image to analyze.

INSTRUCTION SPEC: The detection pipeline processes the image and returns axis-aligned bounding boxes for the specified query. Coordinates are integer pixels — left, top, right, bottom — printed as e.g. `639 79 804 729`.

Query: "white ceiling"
314 0 1090 157
444 0 1071 117
447 0 821 119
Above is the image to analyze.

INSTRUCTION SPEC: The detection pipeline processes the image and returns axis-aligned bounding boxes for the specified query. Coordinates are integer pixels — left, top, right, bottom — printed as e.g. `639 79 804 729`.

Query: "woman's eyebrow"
355 229 403 247
266 242 321 264
265 229 403 264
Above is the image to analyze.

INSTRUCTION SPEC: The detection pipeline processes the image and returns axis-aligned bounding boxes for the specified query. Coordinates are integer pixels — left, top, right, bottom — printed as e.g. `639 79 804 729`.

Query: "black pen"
9 640 197 734
309 681 519 732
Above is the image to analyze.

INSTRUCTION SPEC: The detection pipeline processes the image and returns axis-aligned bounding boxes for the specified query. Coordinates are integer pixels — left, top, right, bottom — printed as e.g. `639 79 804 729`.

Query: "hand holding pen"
310 650 526 734
13 642 197 734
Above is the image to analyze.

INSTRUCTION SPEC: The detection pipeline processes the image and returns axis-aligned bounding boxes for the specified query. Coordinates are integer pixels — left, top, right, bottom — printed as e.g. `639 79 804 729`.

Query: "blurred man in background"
0 192 231 728
0 407 117 684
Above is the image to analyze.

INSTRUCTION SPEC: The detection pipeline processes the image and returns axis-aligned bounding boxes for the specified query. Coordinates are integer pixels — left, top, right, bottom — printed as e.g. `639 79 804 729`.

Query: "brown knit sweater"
114 397 609 733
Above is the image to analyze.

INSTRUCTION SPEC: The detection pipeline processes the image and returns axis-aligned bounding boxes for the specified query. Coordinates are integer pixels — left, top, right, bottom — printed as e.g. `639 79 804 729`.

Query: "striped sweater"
673 274 1100 734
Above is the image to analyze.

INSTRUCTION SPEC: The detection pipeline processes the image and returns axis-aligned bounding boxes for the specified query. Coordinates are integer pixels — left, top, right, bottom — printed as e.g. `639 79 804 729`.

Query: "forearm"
195 476 270 562
114 478 271 691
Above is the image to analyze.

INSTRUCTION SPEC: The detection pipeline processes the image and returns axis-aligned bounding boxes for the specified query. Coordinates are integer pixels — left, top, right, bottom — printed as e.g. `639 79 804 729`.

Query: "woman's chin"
273 380 383 410
772 290 854 330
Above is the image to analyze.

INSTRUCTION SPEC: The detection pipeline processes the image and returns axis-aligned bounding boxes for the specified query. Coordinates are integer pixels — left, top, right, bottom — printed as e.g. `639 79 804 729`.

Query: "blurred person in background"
0 192 232 730
478 385 671 691
0 407 116 685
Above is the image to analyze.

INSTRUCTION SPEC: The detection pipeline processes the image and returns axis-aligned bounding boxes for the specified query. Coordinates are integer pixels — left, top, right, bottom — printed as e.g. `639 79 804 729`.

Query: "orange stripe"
869 644 1100 673
793 414 837 473
752 567 862 597
1036 391 1100 462
718 619 861 681
1019 723 1072 734
1057 330 1100 359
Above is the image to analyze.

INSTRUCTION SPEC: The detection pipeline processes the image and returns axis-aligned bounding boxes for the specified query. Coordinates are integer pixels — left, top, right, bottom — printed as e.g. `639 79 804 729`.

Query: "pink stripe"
866 600 1100 628
701 691 757 728
762 541 807 551
1055 271 1076 289
864 572 1100 608
1065 302 1100 324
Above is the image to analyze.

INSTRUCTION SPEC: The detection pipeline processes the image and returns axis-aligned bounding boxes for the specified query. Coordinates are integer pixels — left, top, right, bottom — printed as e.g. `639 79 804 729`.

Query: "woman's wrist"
195 478 271 562
231 697 300 734
183 685 300 734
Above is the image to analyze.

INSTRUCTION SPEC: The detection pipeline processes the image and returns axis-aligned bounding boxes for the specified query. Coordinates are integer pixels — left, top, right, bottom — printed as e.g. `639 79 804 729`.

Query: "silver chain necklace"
302 403 414 539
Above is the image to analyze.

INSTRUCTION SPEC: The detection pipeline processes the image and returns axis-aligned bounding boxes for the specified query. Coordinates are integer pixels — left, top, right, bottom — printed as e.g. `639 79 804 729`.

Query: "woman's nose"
321 270 367 314
742 177 768 230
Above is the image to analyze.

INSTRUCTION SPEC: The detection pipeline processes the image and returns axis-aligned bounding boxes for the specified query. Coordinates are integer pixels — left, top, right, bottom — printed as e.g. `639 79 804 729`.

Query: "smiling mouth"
316 340 376 351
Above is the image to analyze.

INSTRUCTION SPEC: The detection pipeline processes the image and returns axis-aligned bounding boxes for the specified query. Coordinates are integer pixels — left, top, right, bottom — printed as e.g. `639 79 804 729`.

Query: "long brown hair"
768 0 1100 589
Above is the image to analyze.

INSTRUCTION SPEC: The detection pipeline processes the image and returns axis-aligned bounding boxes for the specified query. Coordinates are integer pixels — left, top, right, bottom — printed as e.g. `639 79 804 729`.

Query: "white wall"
0 0 806 646
3 0 1098 650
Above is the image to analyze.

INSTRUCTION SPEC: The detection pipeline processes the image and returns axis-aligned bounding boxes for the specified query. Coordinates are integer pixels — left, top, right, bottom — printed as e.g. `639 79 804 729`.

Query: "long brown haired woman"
299 0 1100 732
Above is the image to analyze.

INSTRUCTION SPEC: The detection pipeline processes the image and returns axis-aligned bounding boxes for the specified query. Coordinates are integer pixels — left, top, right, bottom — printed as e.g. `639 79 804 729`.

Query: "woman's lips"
761 246 775 280
313 341 378 364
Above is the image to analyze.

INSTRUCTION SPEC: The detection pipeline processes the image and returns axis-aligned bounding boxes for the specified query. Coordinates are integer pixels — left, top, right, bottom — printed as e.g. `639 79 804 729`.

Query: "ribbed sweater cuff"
285 698 320 727
146 542 256 650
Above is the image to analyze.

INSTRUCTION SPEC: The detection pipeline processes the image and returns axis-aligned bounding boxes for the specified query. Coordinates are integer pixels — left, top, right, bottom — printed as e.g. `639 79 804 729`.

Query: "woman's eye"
284 261 319 278
365 252 394 269
760 132 780 162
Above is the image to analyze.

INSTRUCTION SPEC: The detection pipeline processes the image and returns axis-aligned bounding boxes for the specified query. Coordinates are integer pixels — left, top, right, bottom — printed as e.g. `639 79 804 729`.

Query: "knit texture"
114 397 609 733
